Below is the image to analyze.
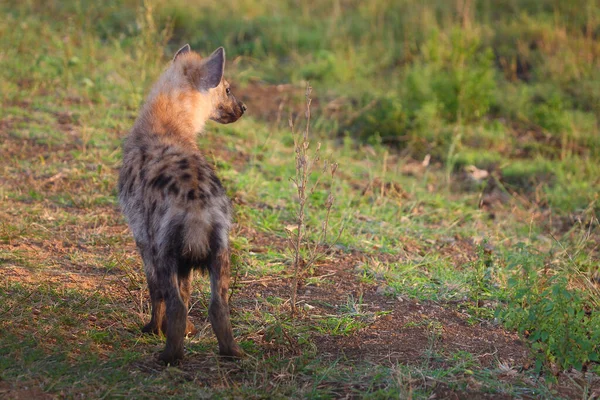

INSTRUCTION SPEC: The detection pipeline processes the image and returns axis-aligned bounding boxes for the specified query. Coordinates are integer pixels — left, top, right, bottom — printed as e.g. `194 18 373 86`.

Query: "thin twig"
240 277 283 284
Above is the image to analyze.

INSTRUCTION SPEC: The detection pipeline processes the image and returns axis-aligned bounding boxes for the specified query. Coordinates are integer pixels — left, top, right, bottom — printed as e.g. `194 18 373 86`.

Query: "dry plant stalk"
288 83 340 315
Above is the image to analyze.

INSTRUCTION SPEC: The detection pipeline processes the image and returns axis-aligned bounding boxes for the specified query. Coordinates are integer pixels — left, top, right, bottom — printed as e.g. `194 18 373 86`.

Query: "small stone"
439 236 456 245
376 285 393 295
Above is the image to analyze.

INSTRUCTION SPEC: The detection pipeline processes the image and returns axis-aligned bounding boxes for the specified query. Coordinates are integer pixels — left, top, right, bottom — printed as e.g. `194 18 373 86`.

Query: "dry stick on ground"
288 84 341 315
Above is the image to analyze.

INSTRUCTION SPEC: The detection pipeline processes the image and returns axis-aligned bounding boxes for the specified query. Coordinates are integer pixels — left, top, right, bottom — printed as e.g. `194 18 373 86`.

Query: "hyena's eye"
226 88 231 95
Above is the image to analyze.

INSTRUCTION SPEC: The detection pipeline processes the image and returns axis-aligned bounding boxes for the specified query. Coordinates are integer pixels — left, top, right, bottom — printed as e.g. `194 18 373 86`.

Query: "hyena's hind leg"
208 241 244 358
142 279 167 335
158 268 187 365
140 253 167 335
178 270 198 336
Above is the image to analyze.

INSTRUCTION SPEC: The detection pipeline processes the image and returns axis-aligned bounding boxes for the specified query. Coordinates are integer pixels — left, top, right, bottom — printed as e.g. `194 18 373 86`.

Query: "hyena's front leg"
159 271 187 364
208 247 244 358
178 270 198 336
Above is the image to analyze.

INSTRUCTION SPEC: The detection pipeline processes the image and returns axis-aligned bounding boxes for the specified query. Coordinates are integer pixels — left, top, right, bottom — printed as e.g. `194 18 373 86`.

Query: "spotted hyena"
118 44 246 364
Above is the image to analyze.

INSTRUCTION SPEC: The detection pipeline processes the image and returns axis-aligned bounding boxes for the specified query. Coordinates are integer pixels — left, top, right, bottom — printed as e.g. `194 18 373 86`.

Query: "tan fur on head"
133 46 246 146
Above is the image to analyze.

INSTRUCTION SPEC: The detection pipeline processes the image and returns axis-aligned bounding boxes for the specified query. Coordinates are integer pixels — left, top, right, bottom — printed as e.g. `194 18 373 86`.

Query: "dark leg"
178 270 198 336
208 247 243 358
141 258 167 335
158 272 187 365
141 279 166 335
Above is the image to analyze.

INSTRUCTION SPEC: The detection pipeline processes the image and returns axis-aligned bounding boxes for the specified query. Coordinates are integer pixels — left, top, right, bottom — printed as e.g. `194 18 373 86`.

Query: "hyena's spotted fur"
118 44 246 364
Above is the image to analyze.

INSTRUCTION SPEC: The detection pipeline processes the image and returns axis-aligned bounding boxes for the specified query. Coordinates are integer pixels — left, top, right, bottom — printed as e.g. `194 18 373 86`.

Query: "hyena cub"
118 44 246 364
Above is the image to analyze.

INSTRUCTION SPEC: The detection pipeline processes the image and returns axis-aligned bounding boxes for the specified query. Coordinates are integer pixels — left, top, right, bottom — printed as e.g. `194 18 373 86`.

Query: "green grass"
1 0 599 398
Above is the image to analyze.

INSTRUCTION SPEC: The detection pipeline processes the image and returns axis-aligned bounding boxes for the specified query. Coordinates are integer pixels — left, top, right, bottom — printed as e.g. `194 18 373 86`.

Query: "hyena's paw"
141 322 158 335
185 319 198 337
158 348 185 365
219 343 245 359
142 321 164 335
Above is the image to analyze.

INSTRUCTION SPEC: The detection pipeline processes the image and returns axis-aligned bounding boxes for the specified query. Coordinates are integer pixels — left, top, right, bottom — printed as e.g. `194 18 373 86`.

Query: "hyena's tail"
159 215 242 357
154 217 196 364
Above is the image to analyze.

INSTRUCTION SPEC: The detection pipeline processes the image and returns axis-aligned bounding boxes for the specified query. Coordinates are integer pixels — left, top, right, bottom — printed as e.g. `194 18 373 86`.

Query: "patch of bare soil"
315 293 528 368
284 251 529 369
429 382 514 400
0 380 53 400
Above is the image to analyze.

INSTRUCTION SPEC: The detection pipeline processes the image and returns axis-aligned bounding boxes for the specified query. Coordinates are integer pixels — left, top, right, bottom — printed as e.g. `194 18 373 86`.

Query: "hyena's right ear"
173 44 191 61
199 47 225 90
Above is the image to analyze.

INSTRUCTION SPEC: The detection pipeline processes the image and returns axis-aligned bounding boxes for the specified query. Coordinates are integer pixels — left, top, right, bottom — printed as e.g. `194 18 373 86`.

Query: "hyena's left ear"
199 47 225 90
173 44 191 61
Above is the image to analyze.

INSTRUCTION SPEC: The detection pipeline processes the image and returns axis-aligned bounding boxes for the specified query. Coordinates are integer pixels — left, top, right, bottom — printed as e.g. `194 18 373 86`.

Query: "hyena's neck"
134 85 211 147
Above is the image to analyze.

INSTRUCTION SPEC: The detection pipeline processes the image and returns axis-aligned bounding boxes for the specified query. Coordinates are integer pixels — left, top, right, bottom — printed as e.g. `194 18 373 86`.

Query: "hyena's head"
172 44 247 124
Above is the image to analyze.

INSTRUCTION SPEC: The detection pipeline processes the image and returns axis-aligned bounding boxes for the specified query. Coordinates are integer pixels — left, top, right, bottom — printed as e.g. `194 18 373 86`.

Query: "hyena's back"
118 136 231 275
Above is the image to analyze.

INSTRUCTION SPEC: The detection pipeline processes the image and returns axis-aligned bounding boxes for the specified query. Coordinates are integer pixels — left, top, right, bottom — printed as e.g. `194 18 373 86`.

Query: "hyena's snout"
213 97 247 124
234 99 247 118
233 97 247 117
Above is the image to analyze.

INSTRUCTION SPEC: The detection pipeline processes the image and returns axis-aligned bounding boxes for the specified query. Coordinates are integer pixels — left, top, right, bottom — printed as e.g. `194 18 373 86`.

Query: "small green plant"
468 240 495 315
460 240 499 324
315 315 365 336
262 317 307 353
499 244 600 373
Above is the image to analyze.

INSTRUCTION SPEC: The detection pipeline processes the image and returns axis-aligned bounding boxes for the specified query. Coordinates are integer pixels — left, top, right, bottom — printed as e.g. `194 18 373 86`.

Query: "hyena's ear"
173 44 191 61
199 47 225 90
